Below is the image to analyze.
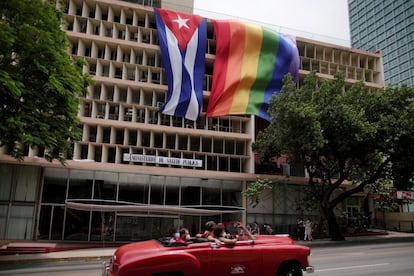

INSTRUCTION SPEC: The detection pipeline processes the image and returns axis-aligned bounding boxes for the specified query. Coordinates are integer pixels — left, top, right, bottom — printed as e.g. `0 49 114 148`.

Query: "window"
115 68 123 79
94 171 118 200
154 132 163 148
129 130 137 146
89 126 97 142
68 170 94 199
89 63 96 75
165 177 179 205
141 131 150 147
119 89 127 102
190 136 200 151
102 65 110 77
116 129 124 144
178 136 187 150
105 27 112 37
108 105 119 120
181 180 200 205
127 69 135 80
118 30 125 39
103 127 111 143
166 134 175 149
118 174 149 203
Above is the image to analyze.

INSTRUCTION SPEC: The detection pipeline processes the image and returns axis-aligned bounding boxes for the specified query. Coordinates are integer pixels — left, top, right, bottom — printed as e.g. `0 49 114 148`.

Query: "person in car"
207 223 236 246
175 228 191 243
234 223 256 241
196 221 216 238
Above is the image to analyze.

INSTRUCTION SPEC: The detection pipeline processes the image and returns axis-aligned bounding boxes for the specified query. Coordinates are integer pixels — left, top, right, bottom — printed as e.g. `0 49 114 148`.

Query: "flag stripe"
248 27 280 116
209 21 244 116
208 22 230 114
162 27 183 114
231 21 263 114
230 22 262 114
207 19 299 121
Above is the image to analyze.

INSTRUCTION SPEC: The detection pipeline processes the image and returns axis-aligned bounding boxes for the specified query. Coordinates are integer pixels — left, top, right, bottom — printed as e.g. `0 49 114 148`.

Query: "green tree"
0 0 92 162
252 72 414 240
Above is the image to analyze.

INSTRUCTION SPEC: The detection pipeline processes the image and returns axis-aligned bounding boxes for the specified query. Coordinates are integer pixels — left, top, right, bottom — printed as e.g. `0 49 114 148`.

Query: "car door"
210 241 261 276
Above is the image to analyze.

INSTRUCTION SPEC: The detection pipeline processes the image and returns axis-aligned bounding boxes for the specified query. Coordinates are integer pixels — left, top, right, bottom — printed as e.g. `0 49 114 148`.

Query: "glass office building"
348 0 414 87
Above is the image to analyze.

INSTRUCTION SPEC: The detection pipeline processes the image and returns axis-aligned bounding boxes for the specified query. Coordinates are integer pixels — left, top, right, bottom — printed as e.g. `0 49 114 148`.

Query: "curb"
0 248 116 265
296 235 414 248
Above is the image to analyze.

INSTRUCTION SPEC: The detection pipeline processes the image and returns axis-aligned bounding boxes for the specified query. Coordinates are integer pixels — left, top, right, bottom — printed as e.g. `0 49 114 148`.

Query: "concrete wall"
376 211 414 232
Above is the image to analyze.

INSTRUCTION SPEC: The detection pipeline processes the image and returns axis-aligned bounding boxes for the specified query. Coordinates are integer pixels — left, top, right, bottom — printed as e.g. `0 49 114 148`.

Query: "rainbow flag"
206 20 299 121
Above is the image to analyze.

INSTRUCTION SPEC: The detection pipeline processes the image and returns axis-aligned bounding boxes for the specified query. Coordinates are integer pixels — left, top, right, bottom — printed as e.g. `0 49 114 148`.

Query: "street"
309 241 414 275
0 241 413 275
0 260 103 276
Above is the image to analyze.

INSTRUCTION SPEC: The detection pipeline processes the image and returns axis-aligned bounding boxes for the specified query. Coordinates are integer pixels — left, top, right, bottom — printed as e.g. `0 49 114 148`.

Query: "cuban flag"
154 8 207 121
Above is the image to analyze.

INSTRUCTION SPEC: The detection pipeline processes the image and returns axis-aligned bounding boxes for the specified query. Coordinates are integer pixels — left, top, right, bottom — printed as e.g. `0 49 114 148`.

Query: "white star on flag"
173 15 189 29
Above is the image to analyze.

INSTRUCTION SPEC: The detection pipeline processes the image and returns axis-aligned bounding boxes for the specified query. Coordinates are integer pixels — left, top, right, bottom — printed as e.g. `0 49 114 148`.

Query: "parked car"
102 226 314 276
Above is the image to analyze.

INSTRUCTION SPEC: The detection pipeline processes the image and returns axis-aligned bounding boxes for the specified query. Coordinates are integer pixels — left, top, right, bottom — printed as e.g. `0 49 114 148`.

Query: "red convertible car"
102 231 314 276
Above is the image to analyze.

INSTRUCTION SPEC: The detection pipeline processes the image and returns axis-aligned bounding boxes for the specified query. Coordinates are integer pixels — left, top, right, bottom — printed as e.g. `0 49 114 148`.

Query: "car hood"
114 239 164 265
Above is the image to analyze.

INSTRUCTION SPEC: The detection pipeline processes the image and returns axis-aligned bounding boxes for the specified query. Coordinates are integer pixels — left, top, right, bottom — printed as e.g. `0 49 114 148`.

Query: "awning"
65 199 245 216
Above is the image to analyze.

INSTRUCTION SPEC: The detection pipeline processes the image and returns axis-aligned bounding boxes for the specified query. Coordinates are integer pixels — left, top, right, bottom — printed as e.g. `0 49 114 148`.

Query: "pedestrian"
304 219 313 241
297 218 305 240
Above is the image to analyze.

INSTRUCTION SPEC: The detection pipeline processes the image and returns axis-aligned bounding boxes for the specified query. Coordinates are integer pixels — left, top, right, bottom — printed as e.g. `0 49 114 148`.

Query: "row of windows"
42 168 242 205
64 9 216 55
80 82 247 132
71 36 163 66
297 41 381 73
81 125 248 155
84 58 169 86
385 69 414 87
82 101 247 133
66 0 159 26
300 58 381 83
38 166 241 241
74 143 248 172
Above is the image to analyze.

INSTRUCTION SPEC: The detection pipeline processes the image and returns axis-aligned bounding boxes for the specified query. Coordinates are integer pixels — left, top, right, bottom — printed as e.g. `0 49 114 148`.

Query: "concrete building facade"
0 0 384 241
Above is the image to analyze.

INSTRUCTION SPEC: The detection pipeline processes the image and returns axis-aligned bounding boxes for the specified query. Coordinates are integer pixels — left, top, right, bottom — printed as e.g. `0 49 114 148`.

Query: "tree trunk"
322 207 345 241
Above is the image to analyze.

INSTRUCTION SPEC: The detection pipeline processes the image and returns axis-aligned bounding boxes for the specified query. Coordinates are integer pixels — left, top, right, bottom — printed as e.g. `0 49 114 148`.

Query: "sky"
193 0 351 47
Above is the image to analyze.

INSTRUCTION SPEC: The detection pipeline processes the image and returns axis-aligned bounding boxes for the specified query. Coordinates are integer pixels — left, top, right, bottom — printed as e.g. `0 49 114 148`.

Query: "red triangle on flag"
157 9 204 52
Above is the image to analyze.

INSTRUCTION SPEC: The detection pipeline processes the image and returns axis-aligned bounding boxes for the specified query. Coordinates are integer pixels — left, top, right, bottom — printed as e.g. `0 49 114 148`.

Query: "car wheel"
276 262 303 276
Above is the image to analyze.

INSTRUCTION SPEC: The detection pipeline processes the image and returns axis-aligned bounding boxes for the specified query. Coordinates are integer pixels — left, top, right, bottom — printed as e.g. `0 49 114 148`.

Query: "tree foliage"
243 177 282 208
252 72 414 240
0 0 92 162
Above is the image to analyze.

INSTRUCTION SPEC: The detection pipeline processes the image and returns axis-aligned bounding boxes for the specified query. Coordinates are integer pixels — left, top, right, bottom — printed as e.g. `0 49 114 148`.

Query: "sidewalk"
295 229 414 248
1 230 414 264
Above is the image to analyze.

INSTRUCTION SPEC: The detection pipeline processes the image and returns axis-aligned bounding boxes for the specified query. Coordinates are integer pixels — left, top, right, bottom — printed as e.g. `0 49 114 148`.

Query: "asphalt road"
0 260 103 276
0 241 413 275
309 241 414 276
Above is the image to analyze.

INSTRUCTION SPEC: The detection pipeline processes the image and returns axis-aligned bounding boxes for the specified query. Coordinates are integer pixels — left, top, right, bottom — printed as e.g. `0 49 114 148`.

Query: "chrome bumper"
306 266 315 273
102 261 110 276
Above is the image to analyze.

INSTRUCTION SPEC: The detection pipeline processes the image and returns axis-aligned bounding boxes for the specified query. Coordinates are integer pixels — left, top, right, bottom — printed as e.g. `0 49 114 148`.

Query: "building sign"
396 190 414 200
123 153 203 167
